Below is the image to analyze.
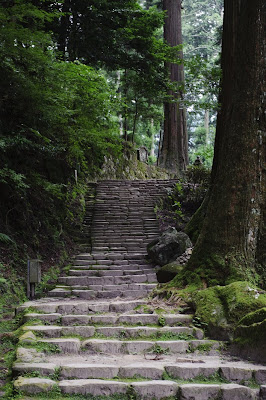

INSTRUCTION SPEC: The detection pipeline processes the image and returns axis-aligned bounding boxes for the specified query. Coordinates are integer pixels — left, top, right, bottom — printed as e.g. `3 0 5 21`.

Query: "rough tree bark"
158 0 189 173
184 0 265 286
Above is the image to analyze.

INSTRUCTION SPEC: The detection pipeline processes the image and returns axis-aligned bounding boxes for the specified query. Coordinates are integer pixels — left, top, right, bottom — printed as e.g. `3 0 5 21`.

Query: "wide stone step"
81 339 220 355
22 324 203 339
71 264 154 270
68 268 156 276
13 360 266 384
18 299 147 315
14 377 261 399
73 289 150 300
24 312 194 327
58 274 153 286
52 282 156 291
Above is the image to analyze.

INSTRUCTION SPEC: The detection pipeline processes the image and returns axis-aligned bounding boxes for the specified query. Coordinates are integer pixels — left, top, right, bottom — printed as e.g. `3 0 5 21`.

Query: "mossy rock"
156 263 184 283
218 281 266 323
234 307 266 344
192 281 266 340
232 308 266 362
238 307 266 326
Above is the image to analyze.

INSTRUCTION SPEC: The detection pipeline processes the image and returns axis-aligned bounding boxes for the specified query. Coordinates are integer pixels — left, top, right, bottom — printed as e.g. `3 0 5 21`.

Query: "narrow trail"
13 180 266 399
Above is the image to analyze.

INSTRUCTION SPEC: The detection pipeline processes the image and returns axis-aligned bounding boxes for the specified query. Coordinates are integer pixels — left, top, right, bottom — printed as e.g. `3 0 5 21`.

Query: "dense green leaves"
0 0 123 254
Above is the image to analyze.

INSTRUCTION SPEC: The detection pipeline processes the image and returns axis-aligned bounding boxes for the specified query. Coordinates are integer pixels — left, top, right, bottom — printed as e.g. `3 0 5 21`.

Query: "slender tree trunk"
158 0 188 173
117 71 124 136
184 0 265 286
150 119 155 158
204 109 209 145
123 69 129 141
132 97 138 143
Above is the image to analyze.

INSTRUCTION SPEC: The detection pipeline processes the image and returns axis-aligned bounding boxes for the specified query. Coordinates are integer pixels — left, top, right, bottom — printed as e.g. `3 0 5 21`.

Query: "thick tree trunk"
184 0 265 286
158 0 188 173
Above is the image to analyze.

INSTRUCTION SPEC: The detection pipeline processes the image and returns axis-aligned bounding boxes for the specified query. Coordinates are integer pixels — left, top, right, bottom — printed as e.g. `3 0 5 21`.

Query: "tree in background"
182 0 265 286
182 0 223 166
158 0 189 173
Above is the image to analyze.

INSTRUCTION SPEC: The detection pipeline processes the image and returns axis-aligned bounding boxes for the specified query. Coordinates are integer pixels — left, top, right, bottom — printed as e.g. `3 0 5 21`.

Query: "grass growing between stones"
20 342 61 354
162 371 229 385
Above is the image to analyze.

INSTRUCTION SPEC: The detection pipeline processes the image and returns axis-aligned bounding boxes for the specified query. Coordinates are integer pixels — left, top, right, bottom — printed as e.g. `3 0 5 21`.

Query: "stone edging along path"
12 180 266 399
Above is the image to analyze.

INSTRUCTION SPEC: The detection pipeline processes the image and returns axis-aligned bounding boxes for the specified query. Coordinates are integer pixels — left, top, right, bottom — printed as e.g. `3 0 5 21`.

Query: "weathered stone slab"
23 326 62 338
254 368 266 385
60 364 119 379
97 290 122 299
109 300 145 313
165 365 217 380
88 303 110 313
156 340 189 354
61 326 95 337
61 315 91 325
123 327 158 338
180 383 221 400
14 377 57 395
82 339 123 354
124 341 154 354
164 314 193 325
59 379 128 396
221 383 259 400
72 290 96 300
19 331 37 343
189 340 220 352
13 363 57 377
16 347 45 363
57 302 89 315
132 380 179 399
119 365 164 379
40 338 80 353
24 313 61 324
91 315 118 324
122 290 148 298
118 314 158 325
18 303 58 314
220 366 253 383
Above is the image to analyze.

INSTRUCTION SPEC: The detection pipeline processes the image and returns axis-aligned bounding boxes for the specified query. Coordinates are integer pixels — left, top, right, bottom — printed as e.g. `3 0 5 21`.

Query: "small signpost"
27 259 42 300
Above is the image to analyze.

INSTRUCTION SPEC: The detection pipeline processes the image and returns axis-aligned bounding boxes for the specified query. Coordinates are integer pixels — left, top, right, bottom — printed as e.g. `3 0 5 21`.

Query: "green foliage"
0 0 124 265
185 165 211 185
158 316 166 327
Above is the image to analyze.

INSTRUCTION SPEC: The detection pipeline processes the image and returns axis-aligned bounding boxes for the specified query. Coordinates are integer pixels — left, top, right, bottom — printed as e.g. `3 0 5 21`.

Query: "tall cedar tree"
158 0 189 173
184 0 265 286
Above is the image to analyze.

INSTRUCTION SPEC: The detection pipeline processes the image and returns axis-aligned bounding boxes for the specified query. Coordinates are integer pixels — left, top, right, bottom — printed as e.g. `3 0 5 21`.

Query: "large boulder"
147 227 192 266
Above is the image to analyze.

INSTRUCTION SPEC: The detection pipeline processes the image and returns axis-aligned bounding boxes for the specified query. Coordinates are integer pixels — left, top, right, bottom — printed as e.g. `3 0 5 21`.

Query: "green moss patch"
192 281 266 340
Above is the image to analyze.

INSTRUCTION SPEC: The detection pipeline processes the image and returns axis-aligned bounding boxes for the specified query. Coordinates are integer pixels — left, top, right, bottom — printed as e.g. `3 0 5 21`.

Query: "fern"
0 233 15 245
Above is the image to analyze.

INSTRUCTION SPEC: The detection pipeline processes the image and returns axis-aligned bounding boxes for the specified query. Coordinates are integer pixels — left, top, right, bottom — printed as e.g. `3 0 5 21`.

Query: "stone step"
18 299 147 315
13 361 266 384
71 264 154 270
20 336 219 356
54 283 157 291
15 378 260 399
72 289 150 300
24 312 193 327
68 268 155 276
21 324 202 339
58 274 153 286
81 339 220 355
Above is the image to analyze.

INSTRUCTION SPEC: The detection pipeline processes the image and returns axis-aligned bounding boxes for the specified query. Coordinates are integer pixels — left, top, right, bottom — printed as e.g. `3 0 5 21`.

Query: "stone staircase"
13 180 266 399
